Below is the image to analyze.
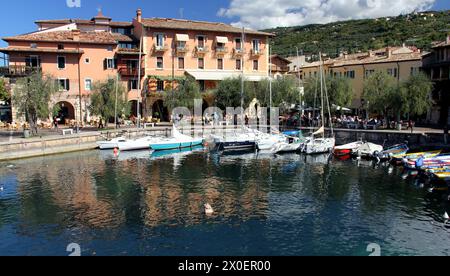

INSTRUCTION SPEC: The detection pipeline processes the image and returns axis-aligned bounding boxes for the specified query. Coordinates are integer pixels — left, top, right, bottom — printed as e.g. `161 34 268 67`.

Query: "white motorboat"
118 136 161 151
304 137 336 155
149 127 204 151
212 130 257 153
97 137 127 150
354 142 383 157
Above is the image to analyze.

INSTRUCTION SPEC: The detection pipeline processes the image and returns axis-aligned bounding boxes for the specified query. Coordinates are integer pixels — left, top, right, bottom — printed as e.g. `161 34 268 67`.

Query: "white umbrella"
332 104 351 112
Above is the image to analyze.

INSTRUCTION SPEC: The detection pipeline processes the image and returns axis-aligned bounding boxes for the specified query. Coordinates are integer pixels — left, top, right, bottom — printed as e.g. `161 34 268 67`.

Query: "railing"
215 46 228 54
118 67 145 77
176 46 190 54
250 49 263 56
194 46 209 54
0 66 41 77
232 48 245 56
153 43 169 52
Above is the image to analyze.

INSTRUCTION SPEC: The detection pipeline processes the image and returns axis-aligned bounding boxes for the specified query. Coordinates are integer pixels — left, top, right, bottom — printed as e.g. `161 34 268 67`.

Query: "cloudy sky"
218 0 447 29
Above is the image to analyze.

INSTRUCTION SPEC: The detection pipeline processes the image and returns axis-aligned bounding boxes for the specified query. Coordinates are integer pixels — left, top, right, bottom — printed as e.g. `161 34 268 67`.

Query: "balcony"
250 49 263 57
118 67 145 77
0 66 41 77
214 46 228 56
175 45 190 56
153 43 169 53
194 46 209 56
232 48 245 57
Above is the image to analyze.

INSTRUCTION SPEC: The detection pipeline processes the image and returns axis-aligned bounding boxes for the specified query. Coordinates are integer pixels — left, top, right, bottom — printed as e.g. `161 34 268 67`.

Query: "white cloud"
218 0 436 30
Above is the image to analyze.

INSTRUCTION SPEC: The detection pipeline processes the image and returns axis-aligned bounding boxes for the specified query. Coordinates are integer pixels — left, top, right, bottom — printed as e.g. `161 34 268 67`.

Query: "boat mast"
319 53 325 139
241 27 245 128
137 29 144 129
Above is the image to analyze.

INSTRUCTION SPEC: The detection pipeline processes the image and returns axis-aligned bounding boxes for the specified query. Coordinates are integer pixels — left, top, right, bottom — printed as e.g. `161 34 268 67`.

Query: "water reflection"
0 151 449 255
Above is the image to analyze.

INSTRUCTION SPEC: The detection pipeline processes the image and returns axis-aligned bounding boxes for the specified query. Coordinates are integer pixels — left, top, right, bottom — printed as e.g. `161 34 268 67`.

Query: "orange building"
0 9 273 123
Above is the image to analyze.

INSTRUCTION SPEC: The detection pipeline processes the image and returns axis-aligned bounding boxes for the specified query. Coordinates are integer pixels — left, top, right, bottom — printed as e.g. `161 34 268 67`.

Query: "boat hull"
151 139 204 151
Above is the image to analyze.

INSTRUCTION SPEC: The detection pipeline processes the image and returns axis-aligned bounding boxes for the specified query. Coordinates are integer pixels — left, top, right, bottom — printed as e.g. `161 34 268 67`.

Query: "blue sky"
0 0 448 47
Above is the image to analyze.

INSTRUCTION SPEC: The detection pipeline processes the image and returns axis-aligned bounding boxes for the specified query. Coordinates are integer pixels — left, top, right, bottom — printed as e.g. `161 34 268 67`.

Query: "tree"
214 76 254 109
164 76 201 111
90 77 129 127
326 76 353 109
400 72 432 117
363 71 398 117
272 75 299 109
0 78 10 104
12 72 57 135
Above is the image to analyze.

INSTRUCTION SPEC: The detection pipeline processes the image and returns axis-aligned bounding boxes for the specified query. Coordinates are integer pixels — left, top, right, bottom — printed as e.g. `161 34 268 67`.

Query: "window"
218 59 223 70
58 79 70 91
198 58 204 69
119 43 136 49
345 70 355 79
112 28 132 35
107 46 113 52
236 59 242 70
177 41 186 50
410 67 419 76
216 42 225 51
157 57 164 69
365 69 375 78
156 33 165 48
199 80 205 92
387 68 398 78
85 79 92 91
253 60 259 71
30 43 37 49
58 44 64 50
85 58 90 64
197 36 205 49
128 79 138 90
104 58 116 69
252 39 260 53
25 56 41 68
157 80 164 92
57 56 66 69
178 57 185 70
235 38 242 50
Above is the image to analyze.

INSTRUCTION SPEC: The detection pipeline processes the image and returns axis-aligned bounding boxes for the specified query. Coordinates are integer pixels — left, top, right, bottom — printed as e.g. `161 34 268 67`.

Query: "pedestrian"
408 119 414 133
98 117 104 129
53 116 59 130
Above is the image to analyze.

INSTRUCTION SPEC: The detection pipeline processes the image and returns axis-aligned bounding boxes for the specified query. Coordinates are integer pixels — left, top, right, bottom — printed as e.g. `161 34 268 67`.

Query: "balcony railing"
194 46 210 54
153 43 169 52
215 46 228 54
118 67 145 77
0 66 41 77
176 46 190 55
232 48 245 56
250 49 263 56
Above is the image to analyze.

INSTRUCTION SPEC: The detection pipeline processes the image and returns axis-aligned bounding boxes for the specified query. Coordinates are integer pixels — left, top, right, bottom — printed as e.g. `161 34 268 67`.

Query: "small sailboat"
376 144 409 160
97 137 127 150
149 126 204 151
303 54 335 155
118 136 159 151
212 129 257 153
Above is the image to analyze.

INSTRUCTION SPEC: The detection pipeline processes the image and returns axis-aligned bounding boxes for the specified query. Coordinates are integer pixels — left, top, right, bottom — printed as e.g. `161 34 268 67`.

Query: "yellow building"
295 46 422 109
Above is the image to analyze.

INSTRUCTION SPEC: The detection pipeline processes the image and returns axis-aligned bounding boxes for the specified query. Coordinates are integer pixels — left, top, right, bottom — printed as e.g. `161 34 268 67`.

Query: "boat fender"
204 203 214 215
0 186 3 192
113 148 119 157
444 212 449 220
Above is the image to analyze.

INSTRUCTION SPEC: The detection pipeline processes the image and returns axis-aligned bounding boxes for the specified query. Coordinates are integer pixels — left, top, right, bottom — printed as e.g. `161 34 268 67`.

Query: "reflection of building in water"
15 152 125 229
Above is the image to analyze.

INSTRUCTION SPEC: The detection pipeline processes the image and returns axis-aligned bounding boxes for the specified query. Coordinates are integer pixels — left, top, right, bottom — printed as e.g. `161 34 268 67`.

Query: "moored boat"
376 144 409 160
150 127 204 151
97 137 127 150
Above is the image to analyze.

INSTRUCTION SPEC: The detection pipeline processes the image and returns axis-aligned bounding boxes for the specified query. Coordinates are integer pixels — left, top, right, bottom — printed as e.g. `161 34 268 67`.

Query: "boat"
391 150 442 164
334 142 362 156
354 142 384 158
270 135 308 154
376 144 409 160
149 127 204 151
303 54 335 155
118 136 159 151
404 154 450 170
212 130 257 153
97 137 127 150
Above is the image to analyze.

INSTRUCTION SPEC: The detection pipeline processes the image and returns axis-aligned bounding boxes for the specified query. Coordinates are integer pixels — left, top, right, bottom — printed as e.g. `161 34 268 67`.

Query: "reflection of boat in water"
304 153 332 165
150 145 204 159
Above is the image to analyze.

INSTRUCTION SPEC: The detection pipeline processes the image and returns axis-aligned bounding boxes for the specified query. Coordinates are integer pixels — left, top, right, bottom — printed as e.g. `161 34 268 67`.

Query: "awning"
176 34 189 42
186 70 268 81
216 36 228 44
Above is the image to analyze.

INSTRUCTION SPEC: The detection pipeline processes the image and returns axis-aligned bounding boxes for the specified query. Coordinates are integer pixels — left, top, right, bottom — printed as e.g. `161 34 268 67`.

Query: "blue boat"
149 126 204 151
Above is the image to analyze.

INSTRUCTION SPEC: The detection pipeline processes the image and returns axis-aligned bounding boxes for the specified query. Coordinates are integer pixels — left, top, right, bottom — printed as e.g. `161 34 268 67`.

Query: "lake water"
0 149 449 256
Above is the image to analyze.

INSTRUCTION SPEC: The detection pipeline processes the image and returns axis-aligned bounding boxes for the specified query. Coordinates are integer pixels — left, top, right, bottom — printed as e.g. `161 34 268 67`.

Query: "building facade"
422 36 450 126
295 46 423 109
0 9 272 123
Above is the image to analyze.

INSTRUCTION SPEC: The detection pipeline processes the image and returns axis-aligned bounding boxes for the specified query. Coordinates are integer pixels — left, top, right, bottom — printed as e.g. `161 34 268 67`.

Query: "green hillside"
264 10 450 59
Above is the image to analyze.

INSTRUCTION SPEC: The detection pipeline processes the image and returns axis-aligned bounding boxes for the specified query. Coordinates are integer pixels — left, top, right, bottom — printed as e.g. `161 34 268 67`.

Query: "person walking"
407 119 414 134
53 116 59 130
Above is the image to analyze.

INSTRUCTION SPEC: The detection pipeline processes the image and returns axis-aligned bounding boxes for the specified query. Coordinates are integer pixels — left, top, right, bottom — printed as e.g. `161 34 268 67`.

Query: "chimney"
386 47 391 58
72 29 80 42
136 8 142 23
